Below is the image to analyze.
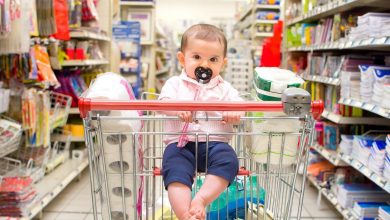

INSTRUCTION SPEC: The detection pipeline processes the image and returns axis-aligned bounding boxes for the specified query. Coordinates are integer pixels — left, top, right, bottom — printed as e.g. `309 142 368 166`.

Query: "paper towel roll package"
249 113 301 165
249 68 304 165
84 72 142 133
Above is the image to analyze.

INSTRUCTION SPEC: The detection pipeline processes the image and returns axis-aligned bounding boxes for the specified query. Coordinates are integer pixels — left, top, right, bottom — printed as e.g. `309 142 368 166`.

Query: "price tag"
352 40 361 47
385 37 390 45
376 108 387 117
374 37 387 44
362 38 374 45
371 173 380 184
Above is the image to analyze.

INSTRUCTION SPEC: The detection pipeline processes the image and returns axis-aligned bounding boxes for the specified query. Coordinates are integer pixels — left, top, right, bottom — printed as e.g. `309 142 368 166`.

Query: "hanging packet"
52 0 70 40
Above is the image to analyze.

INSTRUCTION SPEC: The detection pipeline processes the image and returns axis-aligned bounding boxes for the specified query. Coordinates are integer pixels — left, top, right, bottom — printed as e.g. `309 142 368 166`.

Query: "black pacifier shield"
195 66 212 84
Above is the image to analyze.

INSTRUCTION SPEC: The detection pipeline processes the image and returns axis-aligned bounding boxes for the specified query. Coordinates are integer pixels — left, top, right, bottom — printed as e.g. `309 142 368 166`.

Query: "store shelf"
288 36 390 52
311 144 347 166
321 110 390 125
61 59 109 67
307 175 357 220
70 30 110 41
255 19 279 24
286 0 389 26
156 66 170 76
339 98 390 119
254 32 273 38
69 107 79 115
339 152 390 193
119 1 154 7
141 41 154 46
303 75 341 86
71 136 85 142
52 134 84 143
238 4 280 21
156 47 169 54
23 158 89 219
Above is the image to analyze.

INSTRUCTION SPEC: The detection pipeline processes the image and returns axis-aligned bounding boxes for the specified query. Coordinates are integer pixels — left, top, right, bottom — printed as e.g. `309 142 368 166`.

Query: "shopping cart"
79 88 323 220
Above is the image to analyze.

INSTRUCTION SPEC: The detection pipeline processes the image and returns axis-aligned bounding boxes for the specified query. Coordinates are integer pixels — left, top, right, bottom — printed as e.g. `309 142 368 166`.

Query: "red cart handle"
78 98 323 119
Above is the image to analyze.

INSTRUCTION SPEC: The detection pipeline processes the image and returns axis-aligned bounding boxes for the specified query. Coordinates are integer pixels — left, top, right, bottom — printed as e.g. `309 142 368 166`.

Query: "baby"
158 24 243 220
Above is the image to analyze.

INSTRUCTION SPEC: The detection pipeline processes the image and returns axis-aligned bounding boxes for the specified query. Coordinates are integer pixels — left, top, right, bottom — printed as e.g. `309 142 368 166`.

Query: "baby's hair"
180 24 227 57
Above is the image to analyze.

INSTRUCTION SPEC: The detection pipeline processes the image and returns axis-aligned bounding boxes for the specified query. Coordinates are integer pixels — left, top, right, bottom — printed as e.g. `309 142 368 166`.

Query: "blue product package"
373 67 390 81
358 65 370 73
192 176 265 220
358 136 376 149
374 140 387 150
324 124 338 151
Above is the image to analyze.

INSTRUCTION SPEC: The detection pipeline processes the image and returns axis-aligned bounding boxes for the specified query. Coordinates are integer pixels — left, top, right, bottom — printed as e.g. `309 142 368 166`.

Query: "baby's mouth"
195 66 212 84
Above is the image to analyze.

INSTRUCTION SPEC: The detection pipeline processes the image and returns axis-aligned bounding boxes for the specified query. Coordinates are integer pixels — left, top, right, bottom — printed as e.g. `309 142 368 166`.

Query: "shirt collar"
179 69 223 89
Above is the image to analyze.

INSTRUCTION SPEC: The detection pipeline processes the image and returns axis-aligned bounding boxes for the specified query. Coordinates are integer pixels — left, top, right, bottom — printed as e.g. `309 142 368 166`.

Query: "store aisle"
41 169 342 220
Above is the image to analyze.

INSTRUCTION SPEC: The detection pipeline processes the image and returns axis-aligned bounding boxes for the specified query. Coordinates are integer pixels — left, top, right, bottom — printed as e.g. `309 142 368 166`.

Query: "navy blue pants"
162 141 239 189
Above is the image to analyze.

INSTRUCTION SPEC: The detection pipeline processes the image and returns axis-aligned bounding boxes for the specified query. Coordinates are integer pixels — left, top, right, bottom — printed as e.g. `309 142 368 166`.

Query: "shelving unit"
69 108 79 115
61 59 109 67
339 98 390 119
25 158 89 219
69 30 110 41
119 1 157 92
0 2 114 218
339 152 390 193
119 1 154 7
286 0 389 26
321 109 390 125
284 0 390 219
311 144 347 166
235 1 281 40
307 176 357 220
287 37 390 52
303 75 340 86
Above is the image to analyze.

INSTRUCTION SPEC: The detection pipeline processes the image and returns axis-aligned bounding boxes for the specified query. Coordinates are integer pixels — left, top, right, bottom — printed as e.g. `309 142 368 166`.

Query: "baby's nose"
200 59 209 67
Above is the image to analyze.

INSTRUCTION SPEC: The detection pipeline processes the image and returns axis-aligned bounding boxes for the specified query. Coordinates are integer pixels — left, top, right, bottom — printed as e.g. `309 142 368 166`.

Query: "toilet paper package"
83 72 142 133
105 173 142 207
83 72 145 218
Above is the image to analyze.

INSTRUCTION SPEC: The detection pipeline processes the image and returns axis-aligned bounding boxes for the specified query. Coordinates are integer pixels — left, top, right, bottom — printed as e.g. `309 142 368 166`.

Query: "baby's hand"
177 111 193 123
222 111 243 125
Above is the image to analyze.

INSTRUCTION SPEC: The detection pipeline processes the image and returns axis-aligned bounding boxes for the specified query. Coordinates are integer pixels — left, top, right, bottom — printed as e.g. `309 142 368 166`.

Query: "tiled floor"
41 170 342 220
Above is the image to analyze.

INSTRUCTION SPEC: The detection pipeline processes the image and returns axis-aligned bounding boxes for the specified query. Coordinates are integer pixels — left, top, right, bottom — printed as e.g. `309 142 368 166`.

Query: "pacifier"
195 66 212 84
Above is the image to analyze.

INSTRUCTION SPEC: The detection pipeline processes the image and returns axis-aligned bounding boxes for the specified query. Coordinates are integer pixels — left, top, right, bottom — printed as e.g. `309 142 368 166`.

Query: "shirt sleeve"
158 77 178 100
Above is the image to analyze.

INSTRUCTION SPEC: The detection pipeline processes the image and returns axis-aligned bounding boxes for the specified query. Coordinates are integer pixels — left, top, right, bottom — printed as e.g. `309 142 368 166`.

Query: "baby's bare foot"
179 211 199 220
189 198 206 220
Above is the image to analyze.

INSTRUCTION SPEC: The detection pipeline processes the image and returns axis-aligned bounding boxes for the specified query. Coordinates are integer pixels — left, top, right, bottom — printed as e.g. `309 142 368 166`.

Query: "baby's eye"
193 55 201 60
210 57 218 62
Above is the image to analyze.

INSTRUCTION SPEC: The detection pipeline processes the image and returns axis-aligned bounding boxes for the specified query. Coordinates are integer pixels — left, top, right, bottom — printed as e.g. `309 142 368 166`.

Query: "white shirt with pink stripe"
158 70 243 145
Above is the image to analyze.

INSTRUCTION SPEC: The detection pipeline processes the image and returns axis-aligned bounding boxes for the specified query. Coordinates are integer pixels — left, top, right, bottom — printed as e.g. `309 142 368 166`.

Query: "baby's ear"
223 57 228 66
177 51 185 67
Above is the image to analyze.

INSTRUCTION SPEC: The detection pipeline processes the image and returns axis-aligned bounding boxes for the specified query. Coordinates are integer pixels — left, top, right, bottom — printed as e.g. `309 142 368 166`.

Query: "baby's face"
177 38 227 81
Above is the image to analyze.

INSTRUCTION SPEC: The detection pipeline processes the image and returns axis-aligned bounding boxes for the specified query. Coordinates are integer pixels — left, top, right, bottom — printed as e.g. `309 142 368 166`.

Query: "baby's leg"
167 182 192 220
189 174 228 219
162 143 198 219
190 142 239 219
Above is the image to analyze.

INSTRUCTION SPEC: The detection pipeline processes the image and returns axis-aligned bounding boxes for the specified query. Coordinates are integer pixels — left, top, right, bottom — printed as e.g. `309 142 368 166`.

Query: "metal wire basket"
0 117 23 158
0 146 50 183
50 92 72 131
45 128 71 173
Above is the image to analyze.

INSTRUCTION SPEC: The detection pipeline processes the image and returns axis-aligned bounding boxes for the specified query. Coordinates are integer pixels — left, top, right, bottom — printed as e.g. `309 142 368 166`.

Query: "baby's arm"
157 77 193 122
